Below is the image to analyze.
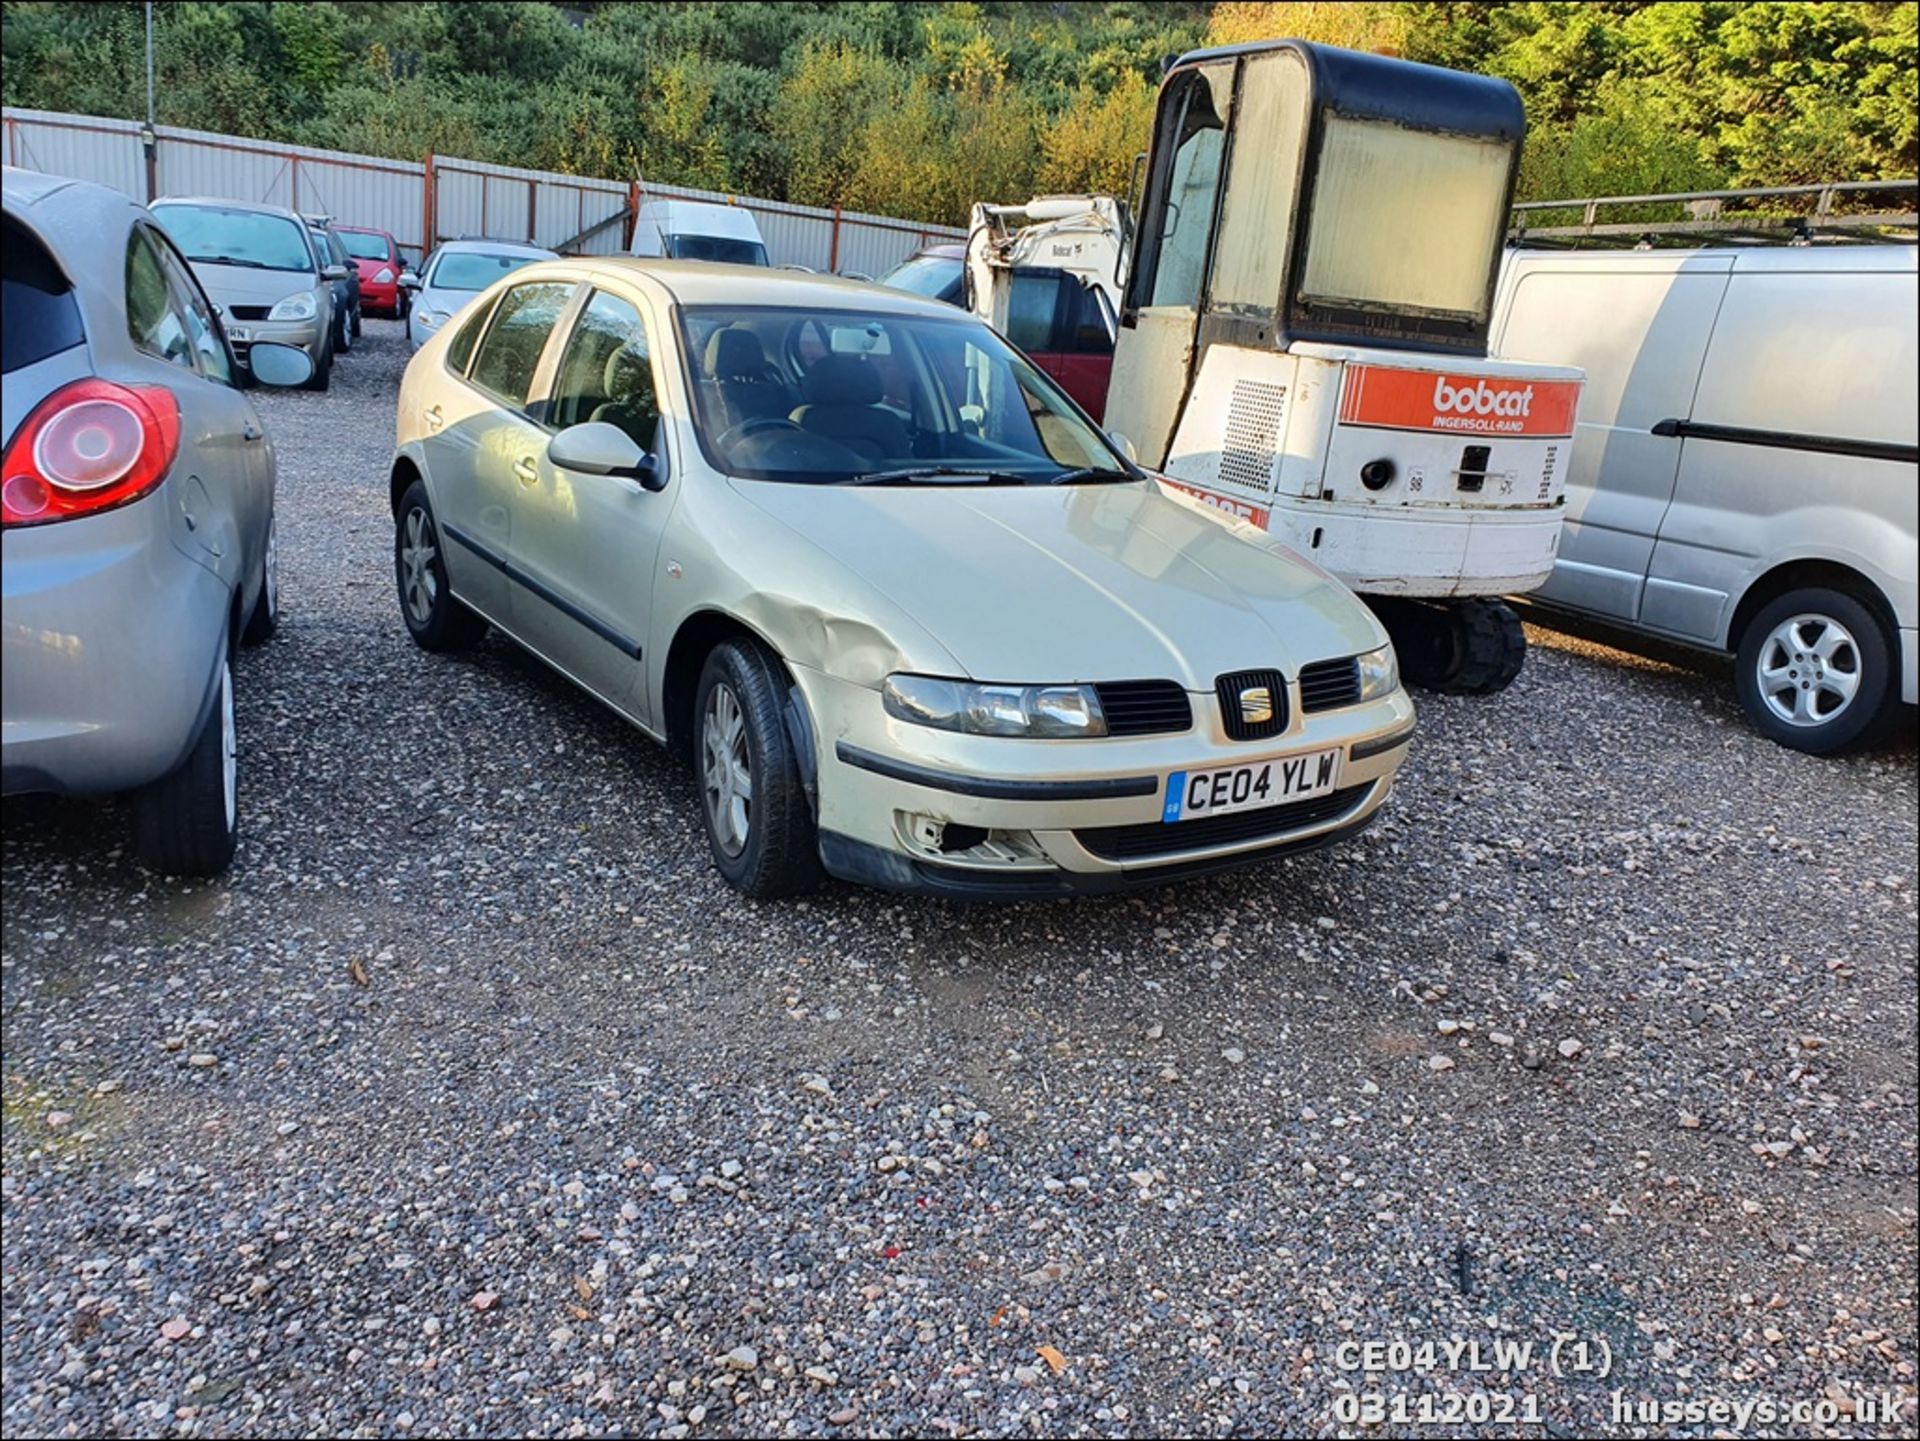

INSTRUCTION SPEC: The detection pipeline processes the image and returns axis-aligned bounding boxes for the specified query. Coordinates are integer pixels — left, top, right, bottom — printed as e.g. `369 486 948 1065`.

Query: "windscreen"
338 230 390 261
667 235 770 267
153 204 315 273
428 251 542 292
879 253 964 302
1298 115 1511 320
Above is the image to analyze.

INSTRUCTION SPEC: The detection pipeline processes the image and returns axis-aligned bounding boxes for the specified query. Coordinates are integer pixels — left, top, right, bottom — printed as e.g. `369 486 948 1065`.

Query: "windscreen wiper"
1046 466 1137 486
191 255 270 269
844 466 1033 487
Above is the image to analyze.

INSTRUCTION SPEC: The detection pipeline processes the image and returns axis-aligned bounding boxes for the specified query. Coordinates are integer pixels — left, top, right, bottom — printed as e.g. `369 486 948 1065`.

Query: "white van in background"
1494 243 1917 753
628 199 769 267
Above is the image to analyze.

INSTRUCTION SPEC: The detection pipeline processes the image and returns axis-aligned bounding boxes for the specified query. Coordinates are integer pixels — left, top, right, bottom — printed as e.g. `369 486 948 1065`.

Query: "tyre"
302 338 333 392
394 479 487 651
1734 587 1897 754
1376 597 1526 696
334 304 353 355
241 514 279 645
133 651 239 876
350 303 363 341
694 638 822 898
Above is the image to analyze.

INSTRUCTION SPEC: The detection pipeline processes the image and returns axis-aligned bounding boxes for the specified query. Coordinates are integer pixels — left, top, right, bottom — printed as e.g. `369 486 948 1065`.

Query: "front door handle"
513 455 539 486
424 405 445 432
241 422 263 442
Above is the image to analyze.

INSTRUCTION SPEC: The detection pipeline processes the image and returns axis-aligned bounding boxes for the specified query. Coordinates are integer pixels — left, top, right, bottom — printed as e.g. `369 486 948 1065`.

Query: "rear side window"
467 282 574 409
1063 282 1113 355
2 215 87 374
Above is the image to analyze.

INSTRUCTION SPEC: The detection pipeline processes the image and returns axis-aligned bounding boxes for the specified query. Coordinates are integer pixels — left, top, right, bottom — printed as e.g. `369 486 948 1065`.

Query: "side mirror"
398 271 421 290
1106 429 1138 464
249 342 314 388
547 422 665 492
322 263 350 282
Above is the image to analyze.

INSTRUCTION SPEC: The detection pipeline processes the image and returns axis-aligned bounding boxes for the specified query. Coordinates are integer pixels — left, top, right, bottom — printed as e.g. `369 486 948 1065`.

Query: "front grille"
1215 668 1288 741
1077 784 1367 861
1299 656 1362 712
1095 680 1192 737
228 304 273 321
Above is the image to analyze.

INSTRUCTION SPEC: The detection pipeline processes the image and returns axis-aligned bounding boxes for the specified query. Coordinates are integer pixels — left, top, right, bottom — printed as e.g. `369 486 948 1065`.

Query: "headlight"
375 267 394 284
267 291 318 322
883 674 1107 738
1356 644 1399 700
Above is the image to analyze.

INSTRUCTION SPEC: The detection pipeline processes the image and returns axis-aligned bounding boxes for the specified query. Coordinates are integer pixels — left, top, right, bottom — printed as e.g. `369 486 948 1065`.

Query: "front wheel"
1734 588 1897 754
694 639 822 898
1374 597 1526 696
133 652 239 876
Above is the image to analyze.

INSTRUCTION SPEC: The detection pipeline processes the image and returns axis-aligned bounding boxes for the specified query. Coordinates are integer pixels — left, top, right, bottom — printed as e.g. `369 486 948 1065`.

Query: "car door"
1051 280 1116 421
427 280 575 622
510 284 672 713
125 221 267 578
1493 254 1731 622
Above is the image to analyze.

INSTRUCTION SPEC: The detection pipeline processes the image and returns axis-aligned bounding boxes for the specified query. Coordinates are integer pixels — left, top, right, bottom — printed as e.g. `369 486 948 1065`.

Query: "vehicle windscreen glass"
879 254 963 301
152 204 315 273
338 231 390 262
1298 116 1511 320
667 235 770 267
681 305 1123 485
428 251 542 292
2 216 86 373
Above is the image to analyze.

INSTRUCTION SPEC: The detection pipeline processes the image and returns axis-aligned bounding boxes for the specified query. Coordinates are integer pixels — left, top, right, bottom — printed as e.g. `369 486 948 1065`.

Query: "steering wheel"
715 415 803 451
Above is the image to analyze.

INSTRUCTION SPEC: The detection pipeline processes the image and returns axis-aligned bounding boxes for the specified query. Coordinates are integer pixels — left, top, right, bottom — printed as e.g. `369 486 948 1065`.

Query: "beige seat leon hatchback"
388 260 1415 899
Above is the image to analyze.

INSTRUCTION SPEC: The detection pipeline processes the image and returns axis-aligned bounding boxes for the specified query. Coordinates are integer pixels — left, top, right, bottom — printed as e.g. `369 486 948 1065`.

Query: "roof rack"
1509 179 1917 249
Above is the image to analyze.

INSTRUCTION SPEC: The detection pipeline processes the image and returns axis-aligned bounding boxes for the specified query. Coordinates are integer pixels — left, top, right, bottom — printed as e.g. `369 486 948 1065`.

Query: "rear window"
2 215 87 374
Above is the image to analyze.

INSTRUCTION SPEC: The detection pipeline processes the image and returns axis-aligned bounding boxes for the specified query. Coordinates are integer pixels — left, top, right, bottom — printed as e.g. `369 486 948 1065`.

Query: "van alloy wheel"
1754 613 1861 727
401 507 438 626
702 681 753 858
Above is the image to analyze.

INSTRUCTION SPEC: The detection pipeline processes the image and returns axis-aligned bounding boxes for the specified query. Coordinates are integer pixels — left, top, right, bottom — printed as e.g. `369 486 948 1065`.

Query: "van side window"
467 282 574 410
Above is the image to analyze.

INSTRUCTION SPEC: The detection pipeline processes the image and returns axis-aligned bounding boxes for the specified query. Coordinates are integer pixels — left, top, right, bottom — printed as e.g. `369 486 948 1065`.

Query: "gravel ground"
4 320 1916 1439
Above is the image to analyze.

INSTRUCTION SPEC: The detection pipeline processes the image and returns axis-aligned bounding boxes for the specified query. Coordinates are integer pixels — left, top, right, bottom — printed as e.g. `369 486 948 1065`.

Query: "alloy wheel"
401 507 438 626
701 681 753 858
1754 613 1861 727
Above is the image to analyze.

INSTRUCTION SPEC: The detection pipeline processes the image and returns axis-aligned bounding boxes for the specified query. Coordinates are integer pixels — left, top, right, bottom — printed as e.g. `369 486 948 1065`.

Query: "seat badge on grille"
1238 686 1274 725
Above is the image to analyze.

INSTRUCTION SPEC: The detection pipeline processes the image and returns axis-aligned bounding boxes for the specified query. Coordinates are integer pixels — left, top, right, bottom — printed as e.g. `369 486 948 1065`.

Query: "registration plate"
226 326 251 342
1163 748 1342 823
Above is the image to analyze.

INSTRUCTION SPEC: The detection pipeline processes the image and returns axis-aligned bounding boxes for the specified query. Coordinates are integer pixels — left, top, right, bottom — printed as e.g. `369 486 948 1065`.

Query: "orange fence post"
421 152 436 258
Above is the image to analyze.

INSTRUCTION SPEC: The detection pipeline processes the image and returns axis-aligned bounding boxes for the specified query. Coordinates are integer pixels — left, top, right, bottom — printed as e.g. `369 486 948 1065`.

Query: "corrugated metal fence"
2 107 962 273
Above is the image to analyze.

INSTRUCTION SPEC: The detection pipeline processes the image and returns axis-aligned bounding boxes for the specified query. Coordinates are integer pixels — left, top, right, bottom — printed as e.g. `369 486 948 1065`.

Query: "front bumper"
796 666 1415 901
2 490 228 796
229 318 325 366
359 280 402 316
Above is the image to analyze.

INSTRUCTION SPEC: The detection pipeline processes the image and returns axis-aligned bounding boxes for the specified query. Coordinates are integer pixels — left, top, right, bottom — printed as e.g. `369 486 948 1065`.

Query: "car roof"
433 237 557 257
152 194 307 223
335 223 392 236
534 257 965 317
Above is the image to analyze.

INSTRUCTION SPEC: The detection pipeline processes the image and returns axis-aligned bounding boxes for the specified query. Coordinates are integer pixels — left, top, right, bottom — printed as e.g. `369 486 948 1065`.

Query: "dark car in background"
306 216 362 355
336 224 407 319
877 244 965 306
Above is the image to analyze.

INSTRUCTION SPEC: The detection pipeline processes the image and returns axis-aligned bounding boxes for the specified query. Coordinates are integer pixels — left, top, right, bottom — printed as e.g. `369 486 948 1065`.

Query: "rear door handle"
424 405 445 432
513 455 539 486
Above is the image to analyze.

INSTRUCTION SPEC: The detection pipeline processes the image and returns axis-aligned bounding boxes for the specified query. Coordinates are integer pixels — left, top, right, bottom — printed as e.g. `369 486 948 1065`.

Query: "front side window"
467 282 574 409
680 305 1121 485
548 289 658 448
148 225 235 386
1062 282 1114 355
151 203 315 273
125 227 196 370
1134 62 1233 311
1298 115 1511 322
1208 50 1312 313
429 250 544 293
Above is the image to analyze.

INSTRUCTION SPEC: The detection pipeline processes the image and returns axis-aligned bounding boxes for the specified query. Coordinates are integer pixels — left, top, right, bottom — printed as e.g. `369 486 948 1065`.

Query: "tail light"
2 378 181 528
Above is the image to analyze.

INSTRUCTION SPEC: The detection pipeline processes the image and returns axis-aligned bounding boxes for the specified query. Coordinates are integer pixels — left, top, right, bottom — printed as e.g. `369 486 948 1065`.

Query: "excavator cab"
1107 40 1583 697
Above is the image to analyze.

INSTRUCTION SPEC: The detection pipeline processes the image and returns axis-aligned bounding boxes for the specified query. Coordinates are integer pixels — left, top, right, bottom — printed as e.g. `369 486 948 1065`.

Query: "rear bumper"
1 493 227 797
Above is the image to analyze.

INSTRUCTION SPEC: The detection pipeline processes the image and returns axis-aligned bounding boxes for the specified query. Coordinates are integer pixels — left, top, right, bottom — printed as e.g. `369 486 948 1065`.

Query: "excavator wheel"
1371 597 1527 697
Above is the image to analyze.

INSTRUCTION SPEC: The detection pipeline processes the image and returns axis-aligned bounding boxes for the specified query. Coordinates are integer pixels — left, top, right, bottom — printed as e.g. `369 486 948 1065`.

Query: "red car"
334 226 407 318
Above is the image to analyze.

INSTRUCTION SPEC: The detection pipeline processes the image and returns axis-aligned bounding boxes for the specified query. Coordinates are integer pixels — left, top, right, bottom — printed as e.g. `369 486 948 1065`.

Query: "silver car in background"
151 195 345 392
2 169 311 874
402 238 555 351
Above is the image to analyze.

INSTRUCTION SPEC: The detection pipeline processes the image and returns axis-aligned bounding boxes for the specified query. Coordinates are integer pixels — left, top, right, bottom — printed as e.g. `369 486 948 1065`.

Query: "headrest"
603 344 650 395
803 353 882 406
706 327 769 379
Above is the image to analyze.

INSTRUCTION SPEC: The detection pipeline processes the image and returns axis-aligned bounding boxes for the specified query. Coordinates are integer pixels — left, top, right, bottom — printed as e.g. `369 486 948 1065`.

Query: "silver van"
1494 243 1917 752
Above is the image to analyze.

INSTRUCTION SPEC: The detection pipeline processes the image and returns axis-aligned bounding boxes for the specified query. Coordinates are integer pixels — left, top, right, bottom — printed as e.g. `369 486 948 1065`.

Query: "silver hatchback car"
389 260 1414 899
2 169 311 874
